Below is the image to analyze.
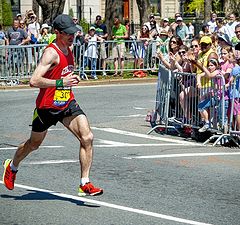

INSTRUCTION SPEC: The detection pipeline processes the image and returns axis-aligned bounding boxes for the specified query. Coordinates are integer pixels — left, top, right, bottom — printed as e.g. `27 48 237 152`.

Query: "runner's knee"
81 131 94 147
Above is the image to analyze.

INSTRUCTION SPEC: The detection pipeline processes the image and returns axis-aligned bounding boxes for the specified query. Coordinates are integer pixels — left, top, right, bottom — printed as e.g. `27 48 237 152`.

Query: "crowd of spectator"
153 13 240 134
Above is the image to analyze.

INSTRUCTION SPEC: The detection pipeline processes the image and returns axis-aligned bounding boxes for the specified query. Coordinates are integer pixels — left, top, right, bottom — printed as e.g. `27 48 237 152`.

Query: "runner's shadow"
1 190 100 208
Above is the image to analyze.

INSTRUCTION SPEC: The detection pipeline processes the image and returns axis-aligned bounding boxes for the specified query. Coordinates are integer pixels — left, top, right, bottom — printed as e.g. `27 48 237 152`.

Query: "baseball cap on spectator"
176 17 183 22
200 36 212 44
96 15 102 20
217 34 232 46
16 13 22 17
149 14 155 19
163 18 169 22
53 14 80 34
89 26 96 31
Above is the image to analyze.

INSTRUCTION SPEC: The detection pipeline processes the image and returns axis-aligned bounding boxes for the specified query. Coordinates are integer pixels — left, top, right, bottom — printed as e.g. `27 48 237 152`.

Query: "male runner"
2 14 103 196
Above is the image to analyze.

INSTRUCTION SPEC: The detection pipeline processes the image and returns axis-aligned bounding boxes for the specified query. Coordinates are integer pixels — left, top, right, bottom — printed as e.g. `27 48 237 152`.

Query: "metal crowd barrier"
0 44 46 85
203 74 240 147
148 65 235 147
0 40 165 84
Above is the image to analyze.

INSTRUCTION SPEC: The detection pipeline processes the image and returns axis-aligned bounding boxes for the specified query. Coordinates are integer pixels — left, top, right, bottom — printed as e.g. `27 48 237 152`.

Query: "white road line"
95 138 192 147
116 114 146 118
0 181 213 225
0 146 64 150
95 143 189 147
123 152 240 159
92 127 202 146
133 107 147 110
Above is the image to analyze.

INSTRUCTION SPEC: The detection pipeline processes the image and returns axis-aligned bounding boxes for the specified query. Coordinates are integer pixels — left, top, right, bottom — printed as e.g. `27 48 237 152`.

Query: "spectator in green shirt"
112 16 128 76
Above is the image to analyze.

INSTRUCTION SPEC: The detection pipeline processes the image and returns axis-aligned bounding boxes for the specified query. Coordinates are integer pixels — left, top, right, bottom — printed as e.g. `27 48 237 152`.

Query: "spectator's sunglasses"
179 50 186 55
191 44 199 48
170 40 177 44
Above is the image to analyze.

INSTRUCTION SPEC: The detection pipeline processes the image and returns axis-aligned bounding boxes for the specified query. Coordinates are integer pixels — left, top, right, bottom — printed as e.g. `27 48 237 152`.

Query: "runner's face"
59 31 75 45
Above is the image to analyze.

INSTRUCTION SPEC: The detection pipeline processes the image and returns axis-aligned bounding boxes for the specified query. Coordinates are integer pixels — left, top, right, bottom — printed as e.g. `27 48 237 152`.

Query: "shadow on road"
1 190 100 208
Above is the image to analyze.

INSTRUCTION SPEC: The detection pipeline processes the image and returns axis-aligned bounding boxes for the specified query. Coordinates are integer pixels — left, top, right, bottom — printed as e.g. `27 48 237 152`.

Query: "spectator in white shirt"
207 13 217 33
215 18 227 36
226 13 240 41
188 22 195 39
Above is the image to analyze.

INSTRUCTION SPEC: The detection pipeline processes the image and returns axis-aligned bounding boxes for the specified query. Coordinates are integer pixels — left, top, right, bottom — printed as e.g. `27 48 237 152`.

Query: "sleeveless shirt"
36 43 75 110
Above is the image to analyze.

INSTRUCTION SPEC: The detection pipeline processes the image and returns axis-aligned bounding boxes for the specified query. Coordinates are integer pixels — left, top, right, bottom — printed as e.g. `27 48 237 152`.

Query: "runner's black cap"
53 14 80 34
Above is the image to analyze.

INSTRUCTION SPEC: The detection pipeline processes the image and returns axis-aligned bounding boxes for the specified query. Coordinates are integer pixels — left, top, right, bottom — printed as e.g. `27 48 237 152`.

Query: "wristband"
56 79 63 88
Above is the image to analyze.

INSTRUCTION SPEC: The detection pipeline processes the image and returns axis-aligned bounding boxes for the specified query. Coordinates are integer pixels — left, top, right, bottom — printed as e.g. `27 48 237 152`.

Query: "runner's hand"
63 73 80 86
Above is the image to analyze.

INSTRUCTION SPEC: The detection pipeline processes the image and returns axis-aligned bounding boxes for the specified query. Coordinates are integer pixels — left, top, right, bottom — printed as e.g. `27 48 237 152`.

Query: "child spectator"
38 24 51 44
82 26 103 80
193 58 221 132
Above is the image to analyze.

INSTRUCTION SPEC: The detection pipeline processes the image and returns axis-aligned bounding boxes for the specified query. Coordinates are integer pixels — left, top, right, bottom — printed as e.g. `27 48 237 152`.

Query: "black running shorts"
31 100 86 132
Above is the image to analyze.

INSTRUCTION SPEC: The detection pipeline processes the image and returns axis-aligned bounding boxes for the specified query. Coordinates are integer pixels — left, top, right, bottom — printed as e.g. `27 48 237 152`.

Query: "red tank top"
36 43 75 110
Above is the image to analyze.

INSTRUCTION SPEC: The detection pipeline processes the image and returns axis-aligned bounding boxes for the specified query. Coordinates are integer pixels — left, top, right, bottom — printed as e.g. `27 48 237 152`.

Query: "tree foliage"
187 0 204 16
1 0 13 26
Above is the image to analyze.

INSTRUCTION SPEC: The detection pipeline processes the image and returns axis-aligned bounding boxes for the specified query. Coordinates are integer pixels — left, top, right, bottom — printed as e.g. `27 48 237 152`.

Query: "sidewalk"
0 77 157 90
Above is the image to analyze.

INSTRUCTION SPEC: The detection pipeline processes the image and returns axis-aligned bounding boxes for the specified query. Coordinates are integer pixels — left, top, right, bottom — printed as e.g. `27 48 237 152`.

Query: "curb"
0 77 157 90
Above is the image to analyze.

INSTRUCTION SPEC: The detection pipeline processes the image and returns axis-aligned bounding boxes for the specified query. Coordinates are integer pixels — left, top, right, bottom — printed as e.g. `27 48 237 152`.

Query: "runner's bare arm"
30 47 80 88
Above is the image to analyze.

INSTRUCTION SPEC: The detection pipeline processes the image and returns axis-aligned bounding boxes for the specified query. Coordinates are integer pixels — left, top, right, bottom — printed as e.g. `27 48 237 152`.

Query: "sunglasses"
96 18 101 20
235 31 240 34
170 40 177 44
191 45 199 48
200 43 209 47
179 51 186 55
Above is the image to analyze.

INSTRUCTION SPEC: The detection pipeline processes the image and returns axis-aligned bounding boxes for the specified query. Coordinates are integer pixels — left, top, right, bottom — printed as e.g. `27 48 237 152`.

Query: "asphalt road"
0 83 240 225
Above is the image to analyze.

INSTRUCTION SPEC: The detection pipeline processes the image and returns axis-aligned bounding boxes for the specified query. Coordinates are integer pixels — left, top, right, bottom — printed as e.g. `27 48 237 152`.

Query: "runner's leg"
62 114 93 178
12 130 47 167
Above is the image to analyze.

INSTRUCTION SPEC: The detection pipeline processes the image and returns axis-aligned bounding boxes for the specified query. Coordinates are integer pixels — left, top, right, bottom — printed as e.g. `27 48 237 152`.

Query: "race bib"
53 87 71 107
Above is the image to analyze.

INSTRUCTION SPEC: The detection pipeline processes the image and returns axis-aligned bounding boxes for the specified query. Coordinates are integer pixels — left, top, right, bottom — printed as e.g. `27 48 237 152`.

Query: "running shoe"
3 159 17 190
78 182 103 196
